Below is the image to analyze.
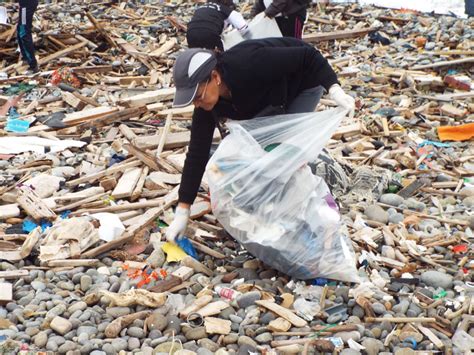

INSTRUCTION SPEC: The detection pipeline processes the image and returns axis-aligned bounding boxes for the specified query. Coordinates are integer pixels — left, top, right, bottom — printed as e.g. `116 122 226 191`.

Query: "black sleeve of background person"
265 0 291 17
178 108 217 204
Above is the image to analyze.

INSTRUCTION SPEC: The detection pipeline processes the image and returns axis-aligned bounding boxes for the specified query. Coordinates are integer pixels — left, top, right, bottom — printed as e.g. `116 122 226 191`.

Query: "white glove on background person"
165 206 190 243
329 84 355 119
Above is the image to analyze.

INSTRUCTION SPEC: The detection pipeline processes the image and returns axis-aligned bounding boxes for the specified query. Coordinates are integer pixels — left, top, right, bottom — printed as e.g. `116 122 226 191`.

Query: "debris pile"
0 1 473 354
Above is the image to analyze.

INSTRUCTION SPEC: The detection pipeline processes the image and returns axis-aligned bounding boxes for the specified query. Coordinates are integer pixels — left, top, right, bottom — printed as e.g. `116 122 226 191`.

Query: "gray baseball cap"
173 48 217 108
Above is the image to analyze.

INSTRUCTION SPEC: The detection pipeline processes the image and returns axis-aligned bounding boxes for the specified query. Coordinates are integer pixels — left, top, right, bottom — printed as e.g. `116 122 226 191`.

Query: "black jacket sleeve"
253 45 339 91
178 108 216 205
265 0 291 17
251 0 266 17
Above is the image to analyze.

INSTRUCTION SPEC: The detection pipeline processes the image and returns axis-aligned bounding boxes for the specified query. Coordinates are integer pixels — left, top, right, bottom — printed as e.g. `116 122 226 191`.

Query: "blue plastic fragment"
402 337 418 349
313 277 329 286
22 219 38 233
60 210 71 219
6 118 30 133
418 140 451 148
176 236 198 259
40 220 52 232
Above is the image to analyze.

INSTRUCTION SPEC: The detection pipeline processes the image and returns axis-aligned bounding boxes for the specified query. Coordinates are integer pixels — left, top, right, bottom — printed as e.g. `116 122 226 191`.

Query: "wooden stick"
70 198 164 216
156 113 172 158
54 192 108 212
303 27 376 43
412 57 474 70
365 317 436 323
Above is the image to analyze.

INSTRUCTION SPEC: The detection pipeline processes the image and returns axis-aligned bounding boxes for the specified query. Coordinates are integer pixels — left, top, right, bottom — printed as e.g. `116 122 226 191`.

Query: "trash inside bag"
206 108 359 283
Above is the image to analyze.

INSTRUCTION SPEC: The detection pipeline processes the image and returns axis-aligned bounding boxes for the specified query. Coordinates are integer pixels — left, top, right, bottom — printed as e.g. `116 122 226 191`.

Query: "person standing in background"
251 0 310 39
17 0 39 74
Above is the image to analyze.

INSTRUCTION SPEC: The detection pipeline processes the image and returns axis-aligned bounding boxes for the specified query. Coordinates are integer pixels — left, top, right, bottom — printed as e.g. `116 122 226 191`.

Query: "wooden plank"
131 166 149 201
149 38 177 57
255 300 307 327
66 159 141 187
204 317 231 335
112 167 144 199
303 27 376 43
439 104 467 118
411 57 474 70
85 11 117 47
0 270 29 279
124 143 160 171
119 88 175 107
16 186 57 220
81 190 178 259
0 283 12 304
416 324 445 349
46 259 100 268
37 41 88 66
180 295 213 318
197 301 229 317
156 113 172 158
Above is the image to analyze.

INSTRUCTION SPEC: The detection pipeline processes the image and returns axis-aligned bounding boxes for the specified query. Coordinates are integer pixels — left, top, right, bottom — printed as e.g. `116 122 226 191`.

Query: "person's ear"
211 70 221 85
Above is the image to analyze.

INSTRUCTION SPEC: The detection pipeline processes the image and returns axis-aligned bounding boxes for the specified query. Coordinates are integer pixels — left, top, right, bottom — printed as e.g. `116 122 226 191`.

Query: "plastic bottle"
215 286 241 300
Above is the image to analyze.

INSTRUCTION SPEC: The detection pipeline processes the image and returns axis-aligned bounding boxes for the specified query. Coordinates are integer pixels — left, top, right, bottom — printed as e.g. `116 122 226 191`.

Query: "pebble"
31 281 47 291
392 299 410 314
223 333 239 345
334 331 361 343
146 248 166 268
127 326 145 338
68 301 87 313
34 331 48 348
106 307 131 318
362 338 384 355
50 316 72 335
185 327 207 340
236 291 261 308
365 204 388 224
80 275 93 292
58 340 77 353
372 302 386 315
379 193 404 207
421 271 453 289
255 332 272 343
128 337 141 350
147 312 168 331
237 335 258 348
197 338 219 352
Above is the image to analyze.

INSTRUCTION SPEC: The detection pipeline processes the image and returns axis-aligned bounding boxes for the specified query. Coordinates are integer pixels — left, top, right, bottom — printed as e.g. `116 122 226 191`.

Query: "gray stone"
228 314 243 323
237 344 257 355
236 291 261 308
106 307 130 318
333 331 361 344
255 332 272 344
77 326 97 337
128 326 145 338
128 337 141 350
260 312 276 324
31 281 47 291
146 248 166 268
407 303 423 318
46 340 58 352
50 316 72 335
80 275 92 292
392 299 410 314
372 303 386 315
362 338 383 355
196 348 213 355
365 204 388 224
218 307 235 320
237 336 258 348
462 196 474 208
146 312 168 331
77 332 89 345
223 333 238 345
68 301 87 313
340 350 361 355
112 338 127 352
352 305 365 318
185 327 207 340
58 340 77 353
197 338 219 352
380 193 404 207
389 213 404 224
154 341 183 353
34 331 48 348
90 352 106 355
102 343 116 355
421 271 453 289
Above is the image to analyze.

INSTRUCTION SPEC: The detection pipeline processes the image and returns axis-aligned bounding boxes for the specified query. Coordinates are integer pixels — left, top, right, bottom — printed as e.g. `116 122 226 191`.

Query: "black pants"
276 13 305 39
187 29 224 51
17 0 38 70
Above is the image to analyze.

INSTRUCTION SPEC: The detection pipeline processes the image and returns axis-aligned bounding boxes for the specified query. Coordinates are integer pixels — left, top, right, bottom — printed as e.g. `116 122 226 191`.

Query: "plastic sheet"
206 108 359 282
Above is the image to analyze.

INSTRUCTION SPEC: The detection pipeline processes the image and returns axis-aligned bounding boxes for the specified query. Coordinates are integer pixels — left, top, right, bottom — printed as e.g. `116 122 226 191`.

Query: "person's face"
193 70 221 111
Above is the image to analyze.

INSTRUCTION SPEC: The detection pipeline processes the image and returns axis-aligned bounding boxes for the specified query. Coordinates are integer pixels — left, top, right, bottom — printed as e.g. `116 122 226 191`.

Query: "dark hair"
208 0 235 10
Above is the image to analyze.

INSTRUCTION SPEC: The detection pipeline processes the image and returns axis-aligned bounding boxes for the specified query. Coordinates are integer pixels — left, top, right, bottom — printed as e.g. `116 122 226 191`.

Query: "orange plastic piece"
438 123 474 141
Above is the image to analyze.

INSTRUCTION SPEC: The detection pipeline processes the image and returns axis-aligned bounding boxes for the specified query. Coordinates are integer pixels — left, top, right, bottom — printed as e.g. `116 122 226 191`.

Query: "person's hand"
165 206 190 243
329 84 355 119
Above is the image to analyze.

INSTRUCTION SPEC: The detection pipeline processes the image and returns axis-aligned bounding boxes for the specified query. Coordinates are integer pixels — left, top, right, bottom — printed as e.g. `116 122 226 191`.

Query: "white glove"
165 206 190 243
329 84 355 119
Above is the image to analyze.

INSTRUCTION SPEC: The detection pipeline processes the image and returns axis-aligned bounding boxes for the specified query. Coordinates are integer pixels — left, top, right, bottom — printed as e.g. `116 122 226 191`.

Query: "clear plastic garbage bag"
206 108 360 283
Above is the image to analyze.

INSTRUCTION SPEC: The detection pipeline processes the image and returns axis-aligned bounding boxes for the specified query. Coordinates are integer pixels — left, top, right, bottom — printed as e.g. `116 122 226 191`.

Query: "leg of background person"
18 0 38 70
286 86 325 114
